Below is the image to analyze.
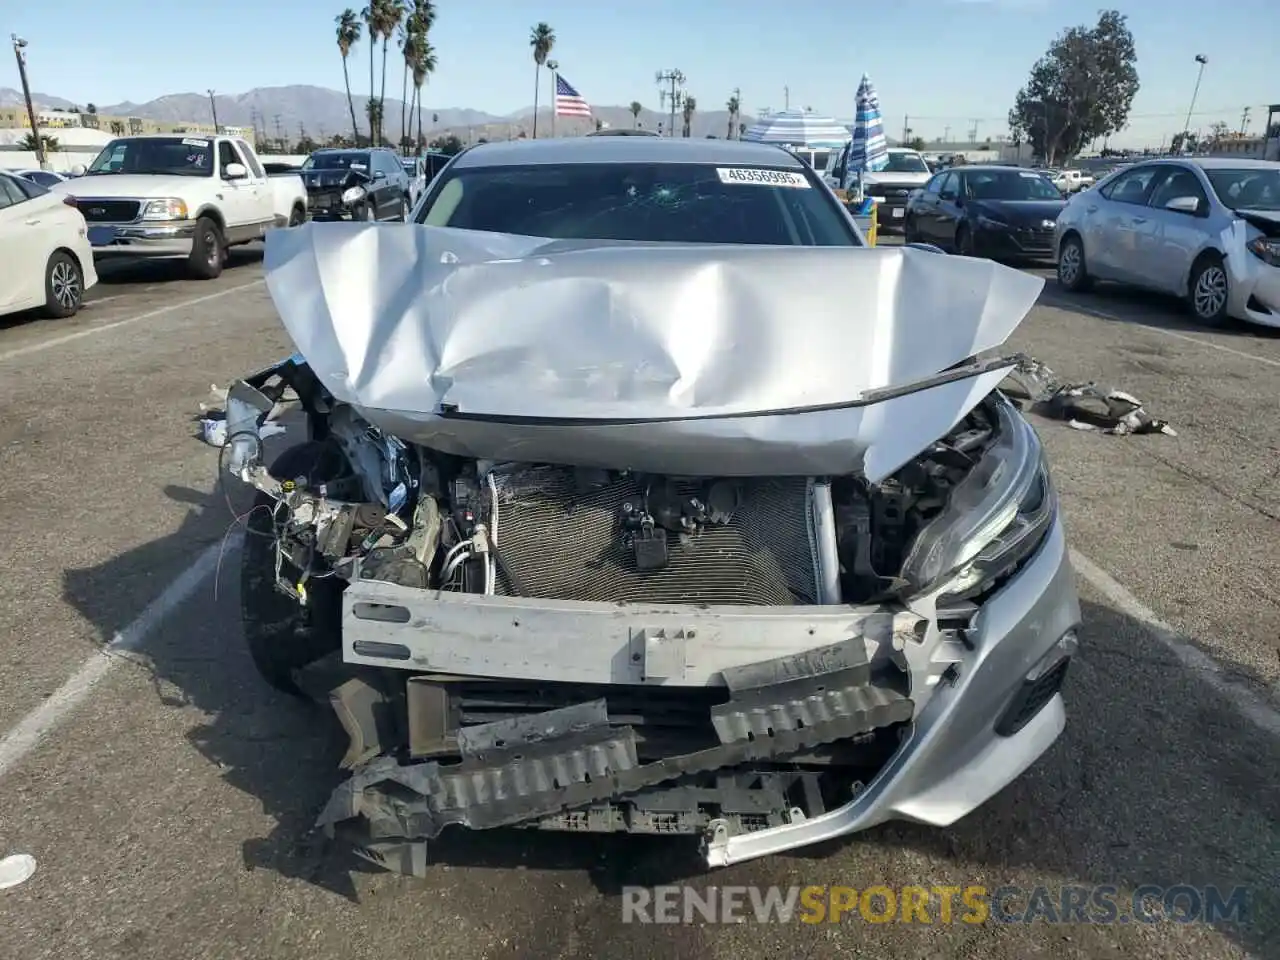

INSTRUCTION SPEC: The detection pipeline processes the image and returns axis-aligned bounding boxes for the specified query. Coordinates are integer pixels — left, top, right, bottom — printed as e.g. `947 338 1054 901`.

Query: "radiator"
481 465 818 606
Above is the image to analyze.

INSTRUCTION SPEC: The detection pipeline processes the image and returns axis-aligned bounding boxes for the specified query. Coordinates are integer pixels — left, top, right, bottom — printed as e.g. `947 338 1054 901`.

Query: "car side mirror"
70 163 86 176
940 190 955 201
373 170 386 180
1164 195 1201 215
223 162 248 180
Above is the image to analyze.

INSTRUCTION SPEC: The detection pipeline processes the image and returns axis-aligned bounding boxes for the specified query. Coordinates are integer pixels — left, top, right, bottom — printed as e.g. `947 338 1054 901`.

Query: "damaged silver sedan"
221 138 1081 874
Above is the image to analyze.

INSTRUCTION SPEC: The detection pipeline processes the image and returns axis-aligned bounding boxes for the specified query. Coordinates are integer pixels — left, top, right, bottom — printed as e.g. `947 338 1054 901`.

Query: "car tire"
903 217 920 244
362 201 376 222
1188 253 1231 326
40 250 84 318
955 225 974 257
288 204 306 227
240 441 347 698
1056 233 1092 292
188 216 224 280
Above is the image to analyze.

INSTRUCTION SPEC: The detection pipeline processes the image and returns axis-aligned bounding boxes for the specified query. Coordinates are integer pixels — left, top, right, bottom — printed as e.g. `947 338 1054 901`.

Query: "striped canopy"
741 110 851 148
846 74 889 174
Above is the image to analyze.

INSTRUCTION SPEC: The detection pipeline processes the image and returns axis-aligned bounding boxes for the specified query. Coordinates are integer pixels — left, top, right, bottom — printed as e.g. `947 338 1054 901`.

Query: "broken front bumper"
319 513 1080 870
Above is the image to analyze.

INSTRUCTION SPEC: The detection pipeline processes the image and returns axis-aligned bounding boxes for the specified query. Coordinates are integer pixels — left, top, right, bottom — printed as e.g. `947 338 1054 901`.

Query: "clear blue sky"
8 0 1278 146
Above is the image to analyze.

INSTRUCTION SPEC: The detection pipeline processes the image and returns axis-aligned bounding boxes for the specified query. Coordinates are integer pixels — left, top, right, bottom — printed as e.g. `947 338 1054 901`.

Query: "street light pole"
11 35 47 169
1181 54 1208 148
207 89 220 133
546 61 558 138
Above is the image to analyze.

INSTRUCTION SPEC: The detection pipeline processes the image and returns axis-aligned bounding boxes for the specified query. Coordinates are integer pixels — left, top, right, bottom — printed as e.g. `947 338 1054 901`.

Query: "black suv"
299 147 413 221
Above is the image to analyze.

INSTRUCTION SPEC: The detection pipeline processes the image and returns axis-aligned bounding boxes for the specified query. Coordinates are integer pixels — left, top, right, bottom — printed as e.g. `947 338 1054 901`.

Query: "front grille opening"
994 657 1070 737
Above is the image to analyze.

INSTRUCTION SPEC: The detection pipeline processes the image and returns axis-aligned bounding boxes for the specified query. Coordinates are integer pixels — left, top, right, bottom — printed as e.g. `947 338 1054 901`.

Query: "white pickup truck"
52 134 307 279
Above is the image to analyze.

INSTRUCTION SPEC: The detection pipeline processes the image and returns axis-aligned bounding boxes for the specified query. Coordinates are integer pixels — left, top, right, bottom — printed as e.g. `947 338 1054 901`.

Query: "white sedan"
0 171 98 319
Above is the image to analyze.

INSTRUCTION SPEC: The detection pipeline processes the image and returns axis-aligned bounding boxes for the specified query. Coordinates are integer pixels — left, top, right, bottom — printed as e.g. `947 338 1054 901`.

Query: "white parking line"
0 537 1274 782
1070 549 1280 738
0 279 265 365
0 539 240 779
1041 296 1280 369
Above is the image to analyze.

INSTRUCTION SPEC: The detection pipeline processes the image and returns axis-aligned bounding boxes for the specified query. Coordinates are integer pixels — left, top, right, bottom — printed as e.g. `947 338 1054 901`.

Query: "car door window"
1148 168 1208 213
218 141 244 177
237 141 265 178
0 175 29 209
938 173 959 199
1099 166 1160 205
922 173 945 196
13 175 50 200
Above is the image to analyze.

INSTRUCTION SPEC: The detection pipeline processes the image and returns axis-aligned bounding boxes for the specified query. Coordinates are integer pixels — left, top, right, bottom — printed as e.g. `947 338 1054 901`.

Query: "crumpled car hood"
262 222 1043 480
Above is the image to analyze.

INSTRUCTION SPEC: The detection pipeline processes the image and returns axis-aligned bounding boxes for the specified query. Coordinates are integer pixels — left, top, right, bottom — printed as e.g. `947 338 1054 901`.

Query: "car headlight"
141 198 188 221
341 185 367 204
1247 236 1280 267
900 399 1056 600
976 214 1010 230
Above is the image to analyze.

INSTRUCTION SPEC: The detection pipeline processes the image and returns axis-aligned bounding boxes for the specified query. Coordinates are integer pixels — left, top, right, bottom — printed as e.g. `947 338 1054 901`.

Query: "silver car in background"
1054 157 1280 327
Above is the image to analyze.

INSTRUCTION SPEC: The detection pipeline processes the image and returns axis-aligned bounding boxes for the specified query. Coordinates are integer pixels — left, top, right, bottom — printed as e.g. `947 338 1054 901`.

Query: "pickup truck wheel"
188 216 224 279
40 251 84 319
240 441 346 697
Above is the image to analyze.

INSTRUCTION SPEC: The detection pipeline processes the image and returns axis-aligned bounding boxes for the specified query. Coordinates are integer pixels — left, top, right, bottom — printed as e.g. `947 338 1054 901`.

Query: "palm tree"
529 22 555 138
629 101 642 128
403 0 436 148
361 3 379 141
375 0 406 145
726 94 740 139
399 23 418 148
412 41 438 149
335 9 363 144
681 96 696 138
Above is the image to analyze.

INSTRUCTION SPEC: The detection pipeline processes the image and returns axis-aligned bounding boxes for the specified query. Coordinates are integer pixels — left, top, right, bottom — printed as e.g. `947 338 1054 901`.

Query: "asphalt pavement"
0 243 1276 960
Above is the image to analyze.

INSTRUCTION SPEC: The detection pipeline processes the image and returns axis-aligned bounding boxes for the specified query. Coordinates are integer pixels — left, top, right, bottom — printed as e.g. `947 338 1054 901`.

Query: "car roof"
450 136 806 169
951 164 1048 174
1183 157 1279 171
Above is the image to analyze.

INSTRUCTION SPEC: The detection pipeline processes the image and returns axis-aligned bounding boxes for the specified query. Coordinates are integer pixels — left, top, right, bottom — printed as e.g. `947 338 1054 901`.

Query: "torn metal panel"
262 222 1043 478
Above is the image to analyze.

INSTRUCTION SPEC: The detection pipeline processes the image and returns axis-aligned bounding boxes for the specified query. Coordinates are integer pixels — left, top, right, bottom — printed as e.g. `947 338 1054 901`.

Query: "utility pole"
207 89 220 133
273 114 284 148
11 35 46 169
783 86 790 111
731 85 741 139
547 60 559 138
1181 54 1208 141
655 69 685 139
901 115 910 144
943 124 951 143
969 119 981 144
298 121 307 148
1239 105 1251 136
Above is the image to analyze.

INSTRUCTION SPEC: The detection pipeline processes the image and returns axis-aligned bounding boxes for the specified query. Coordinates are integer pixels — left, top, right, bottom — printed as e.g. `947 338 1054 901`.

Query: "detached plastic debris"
0 853 36 890
197 382 288 448
1002 354 1176 437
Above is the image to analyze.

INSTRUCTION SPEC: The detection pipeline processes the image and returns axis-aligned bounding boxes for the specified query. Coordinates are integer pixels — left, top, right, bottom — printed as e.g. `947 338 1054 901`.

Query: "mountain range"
1 84 756 142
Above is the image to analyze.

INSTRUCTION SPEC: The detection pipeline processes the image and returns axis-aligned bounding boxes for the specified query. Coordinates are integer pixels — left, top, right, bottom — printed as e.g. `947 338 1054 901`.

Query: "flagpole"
548 60 559 139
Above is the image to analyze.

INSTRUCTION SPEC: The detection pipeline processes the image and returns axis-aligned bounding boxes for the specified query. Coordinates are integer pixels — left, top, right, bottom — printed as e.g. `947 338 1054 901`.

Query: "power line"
900 105 1271 124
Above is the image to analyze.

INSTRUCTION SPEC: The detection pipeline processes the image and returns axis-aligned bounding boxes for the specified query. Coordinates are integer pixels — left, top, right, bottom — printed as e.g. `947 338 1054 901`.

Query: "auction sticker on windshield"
182 138 209 147
716 168 810 188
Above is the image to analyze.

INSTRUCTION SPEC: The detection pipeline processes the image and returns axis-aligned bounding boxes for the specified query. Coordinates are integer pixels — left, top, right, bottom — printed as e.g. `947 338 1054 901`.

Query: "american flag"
554 74 592 119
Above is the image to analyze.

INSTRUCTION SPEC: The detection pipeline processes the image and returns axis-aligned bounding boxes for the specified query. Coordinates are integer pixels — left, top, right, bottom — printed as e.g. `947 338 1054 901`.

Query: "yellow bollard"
867 203 878 246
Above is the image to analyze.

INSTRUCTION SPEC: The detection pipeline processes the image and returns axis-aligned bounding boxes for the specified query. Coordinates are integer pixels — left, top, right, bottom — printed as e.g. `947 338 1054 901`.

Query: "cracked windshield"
0 2 1277 959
